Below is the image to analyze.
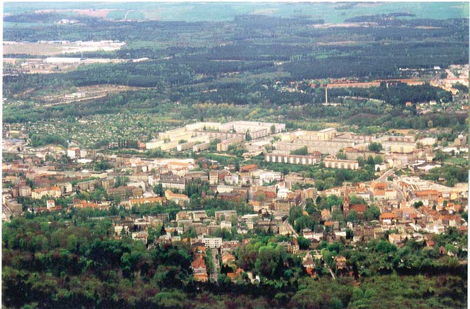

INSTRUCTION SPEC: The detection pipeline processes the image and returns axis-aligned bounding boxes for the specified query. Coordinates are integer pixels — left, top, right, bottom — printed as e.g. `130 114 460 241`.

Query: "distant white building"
67 147 87 159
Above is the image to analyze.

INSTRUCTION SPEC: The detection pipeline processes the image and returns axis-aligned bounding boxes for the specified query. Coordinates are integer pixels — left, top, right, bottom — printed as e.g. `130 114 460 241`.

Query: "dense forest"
3 213 467 309
3 12 467 135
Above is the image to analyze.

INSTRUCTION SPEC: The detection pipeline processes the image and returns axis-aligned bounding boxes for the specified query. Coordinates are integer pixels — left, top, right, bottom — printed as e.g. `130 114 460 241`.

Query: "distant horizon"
4 2 469 23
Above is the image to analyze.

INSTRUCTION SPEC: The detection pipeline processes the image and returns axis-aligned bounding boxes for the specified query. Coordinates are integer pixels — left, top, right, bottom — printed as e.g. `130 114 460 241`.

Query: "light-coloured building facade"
265 153 319 165
323 158 359 170
202 237 223 248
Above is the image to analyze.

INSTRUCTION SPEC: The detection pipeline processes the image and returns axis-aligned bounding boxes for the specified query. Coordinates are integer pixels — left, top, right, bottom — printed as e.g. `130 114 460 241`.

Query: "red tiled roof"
227 268 242 280
191 256 207 269
193 273 208 281
372 182 387 190
222 253 236 264
74 200 100 208
33 186 61 193
380 212 396 220
350 204 367 213
415 190 439 197
240 164 258 172
305 267 315 276
343 147 359 153
374 190 385 196
255 190 276 199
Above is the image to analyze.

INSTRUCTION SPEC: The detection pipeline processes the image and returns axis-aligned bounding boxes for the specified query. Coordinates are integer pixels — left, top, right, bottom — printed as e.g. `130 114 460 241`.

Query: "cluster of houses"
2 120 468 281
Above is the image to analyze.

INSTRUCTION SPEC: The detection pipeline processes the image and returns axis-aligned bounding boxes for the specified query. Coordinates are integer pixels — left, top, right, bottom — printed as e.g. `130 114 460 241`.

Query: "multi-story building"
192 142 211 152
31 186 61 199
265 153 320 165
323 157 359 170
18 185 32 197
275 140 354 155
217 136 244 152
380 135 416 154
202 237 223 249
209 170 219 185
159 173 186 190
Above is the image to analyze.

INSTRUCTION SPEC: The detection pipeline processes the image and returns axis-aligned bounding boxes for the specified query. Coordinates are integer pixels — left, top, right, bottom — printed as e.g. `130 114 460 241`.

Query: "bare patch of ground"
36 85 145 106
3 41 125 56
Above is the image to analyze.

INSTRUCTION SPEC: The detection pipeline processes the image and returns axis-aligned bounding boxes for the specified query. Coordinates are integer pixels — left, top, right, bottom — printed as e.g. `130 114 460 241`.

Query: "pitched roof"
33 186 61 193
129 196 165 205
191 256 207 269
380 212 396 220
168 161 190 167
73 200 100 208
227 268 243 280
350 204 367 213
415 190 440 197
302 253 314 265
165 190 189 200
222 252 236 264
255 190 276 199
372 182 387 190
240 164 258 172
374 190 385 196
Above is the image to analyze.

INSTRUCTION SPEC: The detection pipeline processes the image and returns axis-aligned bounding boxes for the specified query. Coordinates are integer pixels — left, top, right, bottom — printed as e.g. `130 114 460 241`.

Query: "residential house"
349 204 367 218
132 231 148 243
222 252 236 265
380 212 397 225
302 252 315 277
388 233 405 245
240 164 258 173
192 255 209 282
335 256 347 271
